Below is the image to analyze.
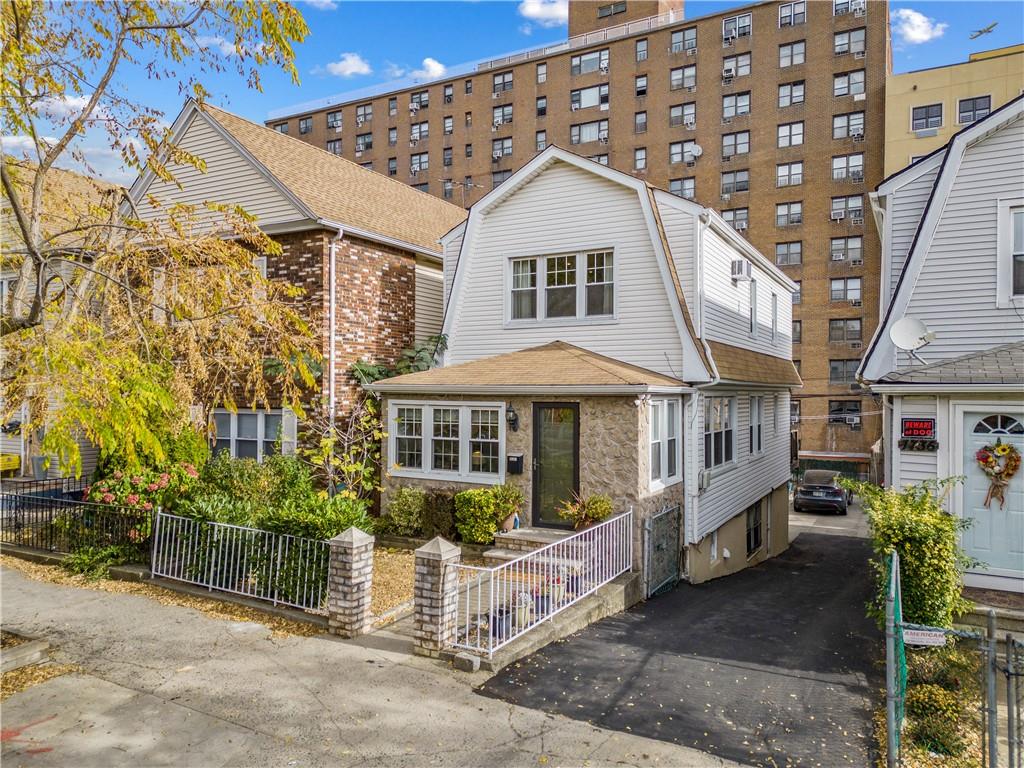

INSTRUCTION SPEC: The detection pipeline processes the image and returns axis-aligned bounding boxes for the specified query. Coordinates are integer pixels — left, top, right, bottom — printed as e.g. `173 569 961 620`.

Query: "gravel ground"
371 548 414 617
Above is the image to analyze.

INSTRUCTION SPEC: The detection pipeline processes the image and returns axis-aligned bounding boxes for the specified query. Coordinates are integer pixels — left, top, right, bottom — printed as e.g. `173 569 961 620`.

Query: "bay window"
388 401 505 482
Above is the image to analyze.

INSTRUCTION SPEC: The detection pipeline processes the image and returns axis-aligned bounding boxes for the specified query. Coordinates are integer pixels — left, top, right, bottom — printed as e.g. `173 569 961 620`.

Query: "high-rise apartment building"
268 0 891 476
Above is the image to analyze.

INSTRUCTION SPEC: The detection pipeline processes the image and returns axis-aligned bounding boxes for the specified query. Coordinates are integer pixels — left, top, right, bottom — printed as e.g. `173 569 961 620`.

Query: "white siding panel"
696 389 791 538
902 118 1024 365
415 261 444 343
134 113 304 228
888 165 940 304
656 201 697 309
701 228 792 359
897 396 938 486
447 162 685 376
443 224 465 307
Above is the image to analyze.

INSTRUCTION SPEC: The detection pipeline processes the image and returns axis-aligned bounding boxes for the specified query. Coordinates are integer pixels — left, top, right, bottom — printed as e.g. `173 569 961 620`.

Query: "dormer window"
508 251 615 323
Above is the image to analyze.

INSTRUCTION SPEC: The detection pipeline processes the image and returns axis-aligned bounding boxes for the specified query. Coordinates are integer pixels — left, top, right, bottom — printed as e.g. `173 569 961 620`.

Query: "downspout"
328 227 344 430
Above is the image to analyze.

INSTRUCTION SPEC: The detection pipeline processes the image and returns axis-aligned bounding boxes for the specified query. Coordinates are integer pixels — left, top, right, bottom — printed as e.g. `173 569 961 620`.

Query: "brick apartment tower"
269 0 890 476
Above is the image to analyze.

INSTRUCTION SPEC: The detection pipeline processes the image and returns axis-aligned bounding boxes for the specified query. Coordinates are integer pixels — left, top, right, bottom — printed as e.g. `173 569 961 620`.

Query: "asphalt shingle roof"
882 342 1024 385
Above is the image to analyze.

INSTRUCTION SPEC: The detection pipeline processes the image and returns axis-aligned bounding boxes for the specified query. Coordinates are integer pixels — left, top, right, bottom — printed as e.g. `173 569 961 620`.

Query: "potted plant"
549 568 566 605
491 483 525 533
514 590 533 628
556 492 614 531
489 607 513 640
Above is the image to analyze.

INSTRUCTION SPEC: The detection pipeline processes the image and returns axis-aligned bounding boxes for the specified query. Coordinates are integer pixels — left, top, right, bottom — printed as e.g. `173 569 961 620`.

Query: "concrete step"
494 527 575 553
956 605 1024 637
482 547 587 571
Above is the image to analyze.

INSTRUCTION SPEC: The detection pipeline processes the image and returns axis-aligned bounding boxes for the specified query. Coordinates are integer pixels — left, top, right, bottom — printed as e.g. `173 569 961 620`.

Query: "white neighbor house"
369 147 801 586
861 95 1024 593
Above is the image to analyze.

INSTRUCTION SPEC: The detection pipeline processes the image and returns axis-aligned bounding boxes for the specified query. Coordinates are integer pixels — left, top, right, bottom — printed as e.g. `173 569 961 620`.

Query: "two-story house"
861 95 1024 593
368 146 800 585
127 99 467 461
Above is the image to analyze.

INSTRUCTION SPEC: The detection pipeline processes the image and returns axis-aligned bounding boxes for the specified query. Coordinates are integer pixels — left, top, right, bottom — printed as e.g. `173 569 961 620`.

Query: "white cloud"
2 134 55 156
59 145 137 186
409 57 447 80
196 35 240 57
519 23 534 36
518 0 568 28
384 62 407 78
303 0 337 9
40 94 91 120
891 8 948 45
314 52 372 78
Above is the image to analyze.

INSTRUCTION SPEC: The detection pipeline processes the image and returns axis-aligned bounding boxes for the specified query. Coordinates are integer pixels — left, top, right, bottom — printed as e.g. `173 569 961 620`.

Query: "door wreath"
975 439 1021 509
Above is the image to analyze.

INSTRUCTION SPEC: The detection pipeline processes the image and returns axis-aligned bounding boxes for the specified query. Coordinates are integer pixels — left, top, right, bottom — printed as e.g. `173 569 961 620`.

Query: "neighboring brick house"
128 99 466 458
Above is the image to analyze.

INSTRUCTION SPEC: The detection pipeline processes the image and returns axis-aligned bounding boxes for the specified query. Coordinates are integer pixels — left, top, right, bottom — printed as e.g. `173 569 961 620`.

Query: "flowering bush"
85 462 199 511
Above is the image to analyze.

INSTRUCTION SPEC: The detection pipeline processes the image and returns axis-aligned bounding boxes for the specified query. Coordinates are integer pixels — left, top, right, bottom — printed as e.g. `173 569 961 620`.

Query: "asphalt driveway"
480 533 881 767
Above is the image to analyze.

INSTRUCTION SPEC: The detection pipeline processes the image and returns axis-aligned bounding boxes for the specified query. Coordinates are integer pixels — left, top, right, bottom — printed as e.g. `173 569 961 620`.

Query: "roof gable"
861 95 1024 381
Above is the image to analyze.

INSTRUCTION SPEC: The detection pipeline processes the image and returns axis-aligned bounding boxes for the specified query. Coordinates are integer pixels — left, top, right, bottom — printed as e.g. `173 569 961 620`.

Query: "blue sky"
11 0 1022 184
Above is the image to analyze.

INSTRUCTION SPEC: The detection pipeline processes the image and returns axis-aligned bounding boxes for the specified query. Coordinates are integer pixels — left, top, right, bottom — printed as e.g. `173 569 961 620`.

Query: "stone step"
494 527 575 552
482 546 587 571
957 605 1024 636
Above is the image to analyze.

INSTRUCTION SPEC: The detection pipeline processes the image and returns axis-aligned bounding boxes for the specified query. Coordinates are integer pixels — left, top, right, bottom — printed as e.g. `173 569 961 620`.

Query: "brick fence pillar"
327 527 375 638
413 537 461 657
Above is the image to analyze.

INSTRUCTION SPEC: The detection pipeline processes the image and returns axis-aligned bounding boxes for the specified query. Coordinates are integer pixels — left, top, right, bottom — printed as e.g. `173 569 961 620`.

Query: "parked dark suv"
793 470 850 515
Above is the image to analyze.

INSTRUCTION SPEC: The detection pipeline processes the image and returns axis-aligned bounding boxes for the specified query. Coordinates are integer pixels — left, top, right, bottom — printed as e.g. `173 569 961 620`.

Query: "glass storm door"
532 403 580 528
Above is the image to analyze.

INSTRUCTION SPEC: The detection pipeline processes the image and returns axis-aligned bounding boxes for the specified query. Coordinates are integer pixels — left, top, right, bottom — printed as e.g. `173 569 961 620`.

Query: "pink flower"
183 463 199 478
146 483 159 492
142 502 153 511
125 494 140 506
98 484 108 493
83 485 91 497
131 476 143 485
113 471 123 480
101 493 115 504
158 473 170 489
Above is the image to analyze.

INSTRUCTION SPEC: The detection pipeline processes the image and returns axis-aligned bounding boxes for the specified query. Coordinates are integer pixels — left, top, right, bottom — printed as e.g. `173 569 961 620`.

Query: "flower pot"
500 512 517 533
515 603 533 628
549 581 566 605
490 608 513 639
534 594 551 618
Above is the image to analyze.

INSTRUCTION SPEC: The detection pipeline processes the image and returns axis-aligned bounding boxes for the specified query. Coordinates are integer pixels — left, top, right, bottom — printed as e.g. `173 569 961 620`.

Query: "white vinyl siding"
443 222 467 306
895 396 938 486
696 389 790 538
415 260 444 343
133 112 305 228
887 163 941 303
902 118 1024 363
446 162 685 377
700 226 793 359
654 196 698 309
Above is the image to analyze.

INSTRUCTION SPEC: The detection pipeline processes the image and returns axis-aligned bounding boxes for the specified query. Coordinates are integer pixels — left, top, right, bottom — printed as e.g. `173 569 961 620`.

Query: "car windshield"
802 470 838 486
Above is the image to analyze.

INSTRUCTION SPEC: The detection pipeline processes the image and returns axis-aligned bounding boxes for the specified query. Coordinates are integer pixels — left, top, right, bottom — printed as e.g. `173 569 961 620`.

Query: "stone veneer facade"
267 228 419 415
381 393 685 571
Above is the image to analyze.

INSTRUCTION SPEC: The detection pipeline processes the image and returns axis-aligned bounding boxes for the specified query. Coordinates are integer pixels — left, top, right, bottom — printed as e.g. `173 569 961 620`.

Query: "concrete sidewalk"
0 566 736 767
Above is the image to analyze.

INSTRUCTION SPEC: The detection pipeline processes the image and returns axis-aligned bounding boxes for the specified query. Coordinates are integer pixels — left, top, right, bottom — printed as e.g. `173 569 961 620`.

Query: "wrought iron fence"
0 476 88 500
150 511 330 612
447 510 632 658
0 493 153 561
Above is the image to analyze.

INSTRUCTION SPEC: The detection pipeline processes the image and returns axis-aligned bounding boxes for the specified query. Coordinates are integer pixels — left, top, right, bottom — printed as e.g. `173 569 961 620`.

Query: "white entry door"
961 412 1024 592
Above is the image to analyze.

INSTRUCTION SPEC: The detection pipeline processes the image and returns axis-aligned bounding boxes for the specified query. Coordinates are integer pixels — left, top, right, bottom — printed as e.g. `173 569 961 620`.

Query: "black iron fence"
0 493 153 563
0 476 88 500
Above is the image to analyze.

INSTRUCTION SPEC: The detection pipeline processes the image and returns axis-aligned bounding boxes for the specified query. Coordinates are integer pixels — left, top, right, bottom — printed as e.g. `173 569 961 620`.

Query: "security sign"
901 418 936 439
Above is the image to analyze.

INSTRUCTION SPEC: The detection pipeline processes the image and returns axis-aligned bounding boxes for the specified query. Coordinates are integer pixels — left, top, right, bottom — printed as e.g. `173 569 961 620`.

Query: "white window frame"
505 249 617 326
649 397 683 491
387 400 506 484
778 81 805 108
779 1 805 27
749 278 758 336
996 198 1024 308
777 121 804 148
703 396 736 471
749 395 764 455
722 13 752 39
211 408 296 461
771 293 778 341
779 41 805 67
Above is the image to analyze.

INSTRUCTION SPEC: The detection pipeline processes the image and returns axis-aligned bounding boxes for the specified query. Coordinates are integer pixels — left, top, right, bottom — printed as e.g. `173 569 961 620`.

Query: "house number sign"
899 418 938 452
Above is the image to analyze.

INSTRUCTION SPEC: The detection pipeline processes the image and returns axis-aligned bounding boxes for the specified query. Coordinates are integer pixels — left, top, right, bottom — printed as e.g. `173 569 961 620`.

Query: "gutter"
870 383 1022 394
364 383 695 396
317 218 442 264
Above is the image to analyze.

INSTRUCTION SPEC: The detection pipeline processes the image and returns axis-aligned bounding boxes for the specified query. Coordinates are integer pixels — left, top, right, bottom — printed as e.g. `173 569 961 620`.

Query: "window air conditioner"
851 215 864 225
721 192 731 201
854 50 866 59
722 67 735 78
851 258 864 267
334 126 343 133
355 150 363 158
731 259 752 281
850 341 863 350
851 169 864 182
571 103 580 111
410 169 419 177
850 298 863 307
684 117 696 128
687 47 697 56
445 95 453 103
492 151 503 161
722 35 735 47
599 64 609 74
491 92 500 100
735 220 748 231
722 117 733 125
686 85 697 92
846 415 861 426
831 210 846 221
356 118 364 127
853 93 866 102
598 132 609 143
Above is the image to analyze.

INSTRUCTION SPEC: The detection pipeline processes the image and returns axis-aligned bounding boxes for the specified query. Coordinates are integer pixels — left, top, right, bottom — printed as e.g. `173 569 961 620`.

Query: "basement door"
531 403 579 529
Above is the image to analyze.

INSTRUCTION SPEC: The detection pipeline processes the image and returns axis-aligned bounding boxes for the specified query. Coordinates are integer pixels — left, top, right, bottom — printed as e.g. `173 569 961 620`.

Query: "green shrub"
906 683 962 721
491 483 525 523
61 545 138 580
556 492 615 529
381 487 426 536
842 477 973 628
908 712 966 757
421 489 456 539
254 495 372 540
455 488 500 544
86 463 200 512
907 641 981 694
163 425 211 470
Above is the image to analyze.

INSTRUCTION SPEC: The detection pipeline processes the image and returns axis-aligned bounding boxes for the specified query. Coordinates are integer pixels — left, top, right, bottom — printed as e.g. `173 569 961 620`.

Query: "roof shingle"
707 341 803 387
881 342 1024 385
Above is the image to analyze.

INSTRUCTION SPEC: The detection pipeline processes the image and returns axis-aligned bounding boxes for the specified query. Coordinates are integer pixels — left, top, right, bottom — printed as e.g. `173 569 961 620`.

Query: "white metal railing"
151 511 330 612
447 510 632 657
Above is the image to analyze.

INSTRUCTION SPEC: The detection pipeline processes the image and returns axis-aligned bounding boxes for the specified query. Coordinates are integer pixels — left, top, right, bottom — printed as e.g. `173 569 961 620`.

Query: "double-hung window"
722 130 749 157
780 41 805 67
571 84 610 111
355 133 372 152
410 121 429 142
570 119 608 145
777 161 803 187
831 194 864 220
388 127 398 147
410 90 429 109
671 28 697 53
636 39 648 61
829 360 859 385
670 177 695 199
722 53 751 78
722 208 749 230
703 396 735 469
493 104 513 126
298 117 312 135
492 137 513 158
721 169 749 194
792 320 802 343
670 102 696 127
997 202 1024 305
830 277 862 301
670 65 697 91
388 402 504 482
959 96 991 124
326 111 342 129
389 97 398 116
776 201 802 226
776 241 802 265
831 236 863 261
443 116 453 135
745 503 762 556
833 111 865 139
749 396 764 454
832 153 864 181
829 318 862 342
536 63 547 83
634 147 647 170
723 92 751 118
778 81 805 107
834 70 866 97
326 139 342 155
212 409 296 461
670 139 698 163
777 121 804 147
492 71 513 94
722 13 752 39
355 103 372 123
834 28 866 55
508 251 614 322
410 152 429 174
649 398 682 489
779 1 805 26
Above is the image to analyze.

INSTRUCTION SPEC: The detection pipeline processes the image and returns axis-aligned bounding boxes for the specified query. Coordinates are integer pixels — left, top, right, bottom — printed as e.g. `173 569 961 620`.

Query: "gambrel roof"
128 100 466 258
861 94 1024 381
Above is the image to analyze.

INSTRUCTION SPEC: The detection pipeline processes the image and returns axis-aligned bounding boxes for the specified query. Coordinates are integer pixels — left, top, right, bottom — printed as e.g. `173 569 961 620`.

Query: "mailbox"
507 453 525 475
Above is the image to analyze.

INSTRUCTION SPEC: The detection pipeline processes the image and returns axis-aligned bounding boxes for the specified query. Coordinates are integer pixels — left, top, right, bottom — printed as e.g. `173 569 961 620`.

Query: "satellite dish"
690 144 703 158
890 317 934 351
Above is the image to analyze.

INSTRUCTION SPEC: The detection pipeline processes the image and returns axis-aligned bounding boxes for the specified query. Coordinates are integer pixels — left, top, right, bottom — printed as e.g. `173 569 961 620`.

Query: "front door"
532 403 579 528
962 412 1024 590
